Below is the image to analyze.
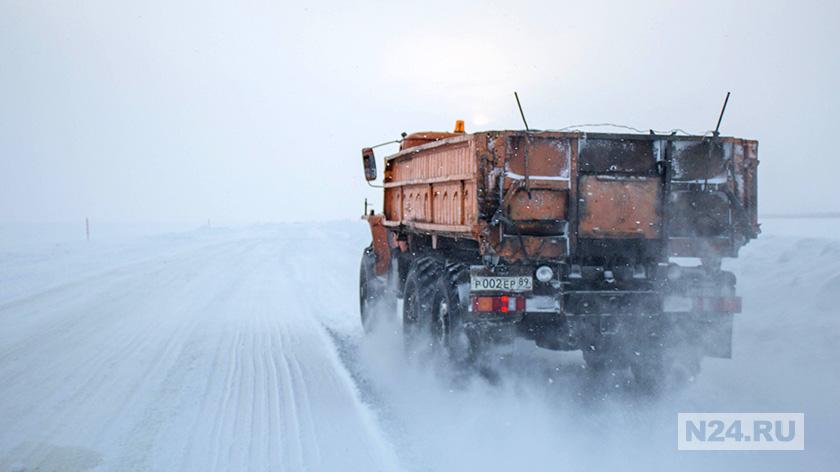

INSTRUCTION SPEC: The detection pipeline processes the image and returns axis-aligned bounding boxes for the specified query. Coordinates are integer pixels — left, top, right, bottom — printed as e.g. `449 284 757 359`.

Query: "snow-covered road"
0 225 398 471
1 220 838 471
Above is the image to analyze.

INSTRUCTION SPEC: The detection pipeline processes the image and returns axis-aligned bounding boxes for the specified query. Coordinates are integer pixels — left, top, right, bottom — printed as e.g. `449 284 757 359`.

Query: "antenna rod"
713 91 731 137
514 91 530 131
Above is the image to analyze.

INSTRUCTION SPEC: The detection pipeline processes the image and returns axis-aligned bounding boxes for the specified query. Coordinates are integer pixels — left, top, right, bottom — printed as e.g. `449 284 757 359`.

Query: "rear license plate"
470 275 533 292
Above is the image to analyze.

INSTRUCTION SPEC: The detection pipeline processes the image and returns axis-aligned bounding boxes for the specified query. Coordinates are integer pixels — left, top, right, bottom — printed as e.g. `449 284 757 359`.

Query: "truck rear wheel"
402 257 443 347
430 264 477 365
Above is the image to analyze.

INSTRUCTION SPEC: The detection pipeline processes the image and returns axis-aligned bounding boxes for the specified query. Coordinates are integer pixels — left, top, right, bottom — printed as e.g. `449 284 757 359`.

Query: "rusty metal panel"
432 181 464 225
508 189 568 221
376 130 757 262
578 176 661 239
384 136 478 234
671 140 728 181
501 135 571 237
365 215 392 275
746 140 759 230
399 131 460 150
666 137 760 253
579 138 657 174
568 136 580 255
506 135 571 179
390 141 473 183
496 235 567 259
735 139 760 233
463 181 477 227
402 184 432 222
384 186 402 221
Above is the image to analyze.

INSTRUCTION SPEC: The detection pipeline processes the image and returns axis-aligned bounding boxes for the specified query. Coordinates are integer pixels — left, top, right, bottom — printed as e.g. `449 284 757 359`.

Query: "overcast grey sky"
1 0 838 224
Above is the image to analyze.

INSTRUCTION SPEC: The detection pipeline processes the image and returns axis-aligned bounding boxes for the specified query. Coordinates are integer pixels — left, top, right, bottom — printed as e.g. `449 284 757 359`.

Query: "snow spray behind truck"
359 111 758 388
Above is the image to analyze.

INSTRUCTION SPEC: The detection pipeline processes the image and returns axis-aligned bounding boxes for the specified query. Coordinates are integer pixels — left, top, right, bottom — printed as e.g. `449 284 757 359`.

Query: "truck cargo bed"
380 131 758 262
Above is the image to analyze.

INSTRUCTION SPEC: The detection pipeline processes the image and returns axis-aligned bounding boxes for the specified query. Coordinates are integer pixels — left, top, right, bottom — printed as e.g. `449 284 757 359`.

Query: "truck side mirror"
362 147 377 181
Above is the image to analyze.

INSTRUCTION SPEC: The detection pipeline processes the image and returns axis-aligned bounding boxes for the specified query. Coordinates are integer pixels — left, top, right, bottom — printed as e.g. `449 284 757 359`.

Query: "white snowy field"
1 219 839 471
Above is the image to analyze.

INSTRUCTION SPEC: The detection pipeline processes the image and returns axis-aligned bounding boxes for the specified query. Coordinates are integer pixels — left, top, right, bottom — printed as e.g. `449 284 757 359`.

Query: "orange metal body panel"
508 189 568 221
507 135 572 178
365 215 392 275
578 176 661 239
375 130 758 261
386 186 402 222
400 131 461 151
384 137 477 229
402 184 432 222
389 140 473 183
495 234 567 259
432 181 464 225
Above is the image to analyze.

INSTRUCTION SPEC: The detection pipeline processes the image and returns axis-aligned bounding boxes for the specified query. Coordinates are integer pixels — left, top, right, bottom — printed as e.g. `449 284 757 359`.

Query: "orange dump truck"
359 124 758 387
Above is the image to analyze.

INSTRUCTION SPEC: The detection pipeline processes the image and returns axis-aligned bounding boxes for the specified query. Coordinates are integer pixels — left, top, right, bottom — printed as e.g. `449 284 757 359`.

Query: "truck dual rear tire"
402 258 478 365
430 264 477 365
402 257 442 347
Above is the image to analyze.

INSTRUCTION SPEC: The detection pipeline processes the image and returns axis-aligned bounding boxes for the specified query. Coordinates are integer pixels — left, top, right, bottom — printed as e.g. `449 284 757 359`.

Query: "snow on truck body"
360 127 759 385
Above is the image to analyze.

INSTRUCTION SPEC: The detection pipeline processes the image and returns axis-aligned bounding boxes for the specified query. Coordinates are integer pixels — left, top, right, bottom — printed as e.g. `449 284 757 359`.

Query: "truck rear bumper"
467 290 662 319
464 290 737 358
467 291 741 319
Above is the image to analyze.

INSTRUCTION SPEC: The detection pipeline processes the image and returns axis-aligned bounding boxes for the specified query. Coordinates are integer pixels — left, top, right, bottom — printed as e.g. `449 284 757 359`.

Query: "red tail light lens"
472 295 526 313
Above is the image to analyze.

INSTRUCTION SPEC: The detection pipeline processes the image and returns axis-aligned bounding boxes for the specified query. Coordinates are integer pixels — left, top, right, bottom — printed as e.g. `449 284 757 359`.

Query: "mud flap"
364 214 392 275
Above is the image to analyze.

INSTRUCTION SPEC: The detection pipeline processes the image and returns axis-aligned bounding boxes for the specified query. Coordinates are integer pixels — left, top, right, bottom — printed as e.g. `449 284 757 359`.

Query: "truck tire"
402 257 443 348
430 263 478 365
359 245 395 333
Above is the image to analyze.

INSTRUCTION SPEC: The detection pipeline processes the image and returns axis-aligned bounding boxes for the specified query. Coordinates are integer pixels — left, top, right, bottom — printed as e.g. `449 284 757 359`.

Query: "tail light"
471 295 526 313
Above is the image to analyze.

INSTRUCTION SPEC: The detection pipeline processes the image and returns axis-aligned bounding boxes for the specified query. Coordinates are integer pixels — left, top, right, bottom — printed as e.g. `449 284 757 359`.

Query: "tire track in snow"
137 231 399 471
123 239 265 471
0 235 267 469
1 226 405 471
0 241 222 467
